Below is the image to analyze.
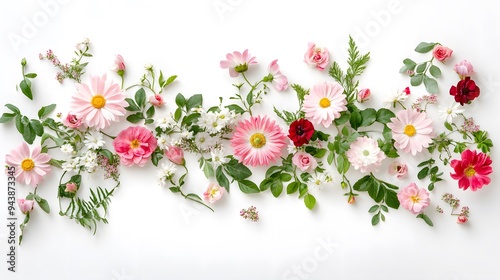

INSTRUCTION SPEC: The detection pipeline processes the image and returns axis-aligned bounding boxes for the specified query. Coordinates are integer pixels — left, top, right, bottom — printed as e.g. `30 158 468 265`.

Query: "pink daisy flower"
220 49 257 77
387 109 433 156
397 183 430 215
231 115 286 166
303 82 347 128
5 142 52 187
450 149 492 191
346 136 386 173
70 74 127 130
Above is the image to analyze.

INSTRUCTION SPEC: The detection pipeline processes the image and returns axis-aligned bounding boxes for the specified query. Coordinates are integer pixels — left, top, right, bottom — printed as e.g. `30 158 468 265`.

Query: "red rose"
449 77 480 105
288 118 314 147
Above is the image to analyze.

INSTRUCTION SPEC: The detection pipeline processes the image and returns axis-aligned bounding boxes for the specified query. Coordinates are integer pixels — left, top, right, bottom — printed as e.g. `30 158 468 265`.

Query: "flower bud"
348 195 356 204
457 215 468 224
18 198 34 214
357 88 371 103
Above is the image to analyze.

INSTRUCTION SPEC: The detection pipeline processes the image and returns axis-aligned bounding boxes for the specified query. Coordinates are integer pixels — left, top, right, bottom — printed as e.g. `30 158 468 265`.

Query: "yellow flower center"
91 95 106 109
404 124 416 137
464 166 476 177
249 133 266 148
363 150 370 156
21 159 35 171
130 139 140 149
319 98 331 108
410 195 420 203
210 189 219 196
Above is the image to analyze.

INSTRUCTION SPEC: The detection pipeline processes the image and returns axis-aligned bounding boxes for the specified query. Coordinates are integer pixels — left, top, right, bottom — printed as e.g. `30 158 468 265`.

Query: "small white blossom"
195 132 216 151
157 134 170 150
308 173 326 189
83 131 105 150
211 148 228 167
438 102 465 123
60 144 74 155
383 90 409 109
157 161 177 187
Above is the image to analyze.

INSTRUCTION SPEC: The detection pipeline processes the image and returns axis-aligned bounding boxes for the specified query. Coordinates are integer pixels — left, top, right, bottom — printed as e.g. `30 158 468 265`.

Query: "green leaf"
216 166 230 193
15 114 24 134
135 88 146 108
175 93 186 107
385 189 400 209
181 113 200 126
423 76 438 94
334 111 350 125
5 104 21 114
417 213 434 227
24 73 37 79
270 180 283 198
165 75 177 87
246 90 254 106
416 62 428 74
202 160 214 178
124 98 140 111
368 205 379 213
259 178 274 192
401 58 417 72
238 180 260 194
265 166 282 178
174 108 182 122
414 42 437 53
30 120 44 136
126 112 144 123
20 79 33 100
410 74 424 86
186 94 203 112
349 110 362 130
146 105 155 119
371 213 380 226
99 149 115 163
304 194 316 210
444 122 453 131
429 65 441 79
37 104 56 119
376 109 395 124
287 182 299 194
225 104 245 115
280 173 292 182
0 113 15 123
417 167 430 180
225 159 252 181
352 175 372 192
360 108 376 127
36 197 50 214
22 123 36 144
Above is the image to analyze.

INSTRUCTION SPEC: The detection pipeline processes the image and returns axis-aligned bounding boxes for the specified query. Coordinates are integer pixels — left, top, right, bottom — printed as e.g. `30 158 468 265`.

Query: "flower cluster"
1 37 493 244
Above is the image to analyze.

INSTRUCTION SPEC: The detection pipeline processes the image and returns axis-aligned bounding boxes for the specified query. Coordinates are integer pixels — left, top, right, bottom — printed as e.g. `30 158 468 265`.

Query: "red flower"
449 77 480 105
288 118 315 147
450 149 492 191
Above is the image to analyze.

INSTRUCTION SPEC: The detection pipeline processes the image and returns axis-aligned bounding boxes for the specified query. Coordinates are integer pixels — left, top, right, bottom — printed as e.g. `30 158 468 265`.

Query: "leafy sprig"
18 58 37 100
400 42 442 94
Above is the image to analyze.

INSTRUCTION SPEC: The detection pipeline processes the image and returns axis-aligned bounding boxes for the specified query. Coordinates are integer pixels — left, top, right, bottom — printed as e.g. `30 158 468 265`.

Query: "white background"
1 0 500 279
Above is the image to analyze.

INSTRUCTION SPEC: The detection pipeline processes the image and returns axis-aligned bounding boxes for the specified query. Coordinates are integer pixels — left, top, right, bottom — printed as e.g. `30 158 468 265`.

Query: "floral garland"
2 37 493 244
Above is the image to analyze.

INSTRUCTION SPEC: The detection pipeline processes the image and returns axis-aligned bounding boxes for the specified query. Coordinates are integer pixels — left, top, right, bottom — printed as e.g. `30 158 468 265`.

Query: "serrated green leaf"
304 194 316 210
238 180 260 194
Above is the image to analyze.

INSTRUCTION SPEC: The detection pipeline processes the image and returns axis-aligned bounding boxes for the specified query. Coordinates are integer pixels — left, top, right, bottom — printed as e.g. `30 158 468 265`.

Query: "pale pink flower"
346 136 386 173
5 143 52 187
203 182 224 203
18 198 34 214
397 183 430 214
63 113 84 129
267 59 288 91
165 146 184 165
111 54 126 73
113 126 158 167
70 74 127 130
303 82 347 128
65 182 78 193
432 45 453 62
149 94 164 107
357 88 371 103
220 49 257 77
304 43 329 71
231 115 286 167
292 151 318 172
453 60 474 79
388 161 408 179
387 109 433 156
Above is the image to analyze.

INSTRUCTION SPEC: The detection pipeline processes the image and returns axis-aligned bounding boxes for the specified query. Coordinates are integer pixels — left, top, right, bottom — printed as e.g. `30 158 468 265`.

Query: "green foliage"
18 58 37 100
417 158 444 191
401 42 443 94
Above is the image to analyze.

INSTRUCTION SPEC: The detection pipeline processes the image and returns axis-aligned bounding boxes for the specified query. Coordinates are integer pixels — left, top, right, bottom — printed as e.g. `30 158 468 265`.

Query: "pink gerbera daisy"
387 109 433 156
230 115 286 166
303 82 347 128
70 74 127 130
397 183 430 214
5 142 52 187
450 149 492 191
220 49 257 77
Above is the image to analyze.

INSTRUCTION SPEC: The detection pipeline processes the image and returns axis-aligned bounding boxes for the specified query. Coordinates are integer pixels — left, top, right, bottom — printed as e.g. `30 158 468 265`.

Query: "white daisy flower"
195 132 216 151
83 131 105 150
211 148 228 167
438 102 465 123
60 144 74 155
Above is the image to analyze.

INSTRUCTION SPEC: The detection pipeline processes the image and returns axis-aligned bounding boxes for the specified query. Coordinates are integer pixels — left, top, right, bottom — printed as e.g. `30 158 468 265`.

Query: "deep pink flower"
267 59 288 91
63 113 84 129
220 49 257 77
403 87 411 95
304 43 329 71
397 183 430 215
288 118 315 147
292 151 318 172
5 142 52 187
453 60 474 79
18 198 34 214
71 74 128 129
450 149 492 191
113 126 158 167
165 146 184 165
432 45 453 62
387 109 434 156
149 94 164 107
231 115 286 166
449 77 480 106
357 88 371 103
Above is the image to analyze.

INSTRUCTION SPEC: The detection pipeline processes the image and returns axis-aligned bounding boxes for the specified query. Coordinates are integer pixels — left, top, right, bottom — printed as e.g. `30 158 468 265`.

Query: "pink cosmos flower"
453 60 474 79
397 183 430 215
388 161 408 179
220 49 257 77
450 149 492 191
304 43 329 71
63 113 84 129
111 54 126 73
149 94 164 107
303 82 347 128
18 198 34 214
387 109 433 156
5 143 52 187
113 126 158 167
70 74 128 130
267 59 288 91
165 146 185 165
203 182 224 203
292 151 318 172
357 88 371 103
346 136 386 173
432 45 453 62
231 115 286 166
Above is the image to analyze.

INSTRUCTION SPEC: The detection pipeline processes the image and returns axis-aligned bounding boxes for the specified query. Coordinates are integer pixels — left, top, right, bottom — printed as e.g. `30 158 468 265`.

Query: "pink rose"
65 182 78 193
453 60 474 79
149 94 164 107
165 145 184 165
267 59 288 91
432 45 453 62
18 198 34 214
111 54 126 73
357 88 371 103
113 126 158 167
63 113 83 129
304 43 329 71
203 182 224 203
292 151 318 172
388 161 408 179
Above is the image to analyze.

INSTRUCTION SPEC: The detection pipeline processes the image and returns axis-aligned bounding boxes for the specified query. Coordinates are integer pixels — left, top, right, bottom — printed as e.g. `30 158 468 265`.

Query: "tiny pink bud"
348 195 356 204
65 182 78 193
18 198 34 214
357 88 371 103
149 94 164 107
457 215 468 224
